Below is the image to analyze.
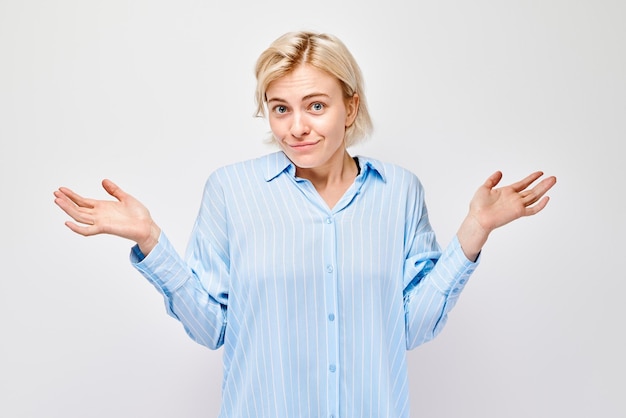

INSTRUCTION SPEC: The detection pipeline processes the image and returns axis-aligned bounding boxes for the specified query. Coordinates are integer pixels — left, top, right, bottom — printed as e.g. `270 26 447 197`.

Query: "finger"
522 175 557 204
483 171 503 189
531 175 557 196
56 187 95 208
510 171 544 192
102 179 126 201
519 190 539 206
523 196 550 217
54 192 96 225
64 220 99 236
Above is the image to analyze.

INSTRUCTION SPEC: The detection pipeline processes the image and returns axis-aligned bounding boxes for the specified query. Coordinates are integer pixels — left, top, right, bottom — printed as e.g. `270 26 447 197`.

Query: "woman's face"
265 64 358 171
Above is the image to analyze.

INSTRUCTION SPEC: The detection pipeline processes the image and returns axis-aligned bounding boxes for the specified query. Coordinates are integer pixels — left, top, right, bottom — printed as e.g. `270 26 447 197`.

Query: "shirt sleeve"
403 236 479 349
130 174 230 350
401 179 480 350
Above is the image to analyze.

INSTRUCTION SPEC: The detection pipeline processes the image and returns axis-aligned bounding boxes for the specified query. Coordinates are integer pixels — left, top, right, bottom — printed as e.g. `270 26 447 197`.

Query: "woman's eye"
311 102 324 112
274 105 287 114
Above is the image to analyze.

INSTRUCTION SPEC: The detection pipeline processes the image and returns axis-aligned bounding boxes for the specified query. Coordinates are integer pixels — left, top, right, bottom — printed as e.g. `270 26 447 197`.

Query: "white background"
1 0 624 417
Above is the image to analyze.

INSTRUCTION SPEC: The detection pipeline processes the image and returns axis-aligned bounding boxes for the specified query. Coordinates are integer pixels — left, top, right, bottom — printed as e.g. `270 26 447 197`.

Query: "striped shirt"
131 151 478 418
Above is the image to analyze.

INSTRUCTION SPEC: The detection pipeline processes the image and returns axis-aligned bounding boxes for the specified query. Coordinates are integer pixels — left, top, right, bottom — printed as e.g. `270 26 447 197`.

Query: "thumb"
101 179 126 201
483 171 503 190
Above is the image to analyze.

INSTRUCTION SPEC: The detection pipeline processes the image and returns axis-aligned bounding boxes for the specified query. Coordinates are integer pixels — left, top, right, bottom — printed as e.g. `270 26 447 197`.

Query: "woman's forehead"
266 64 341 100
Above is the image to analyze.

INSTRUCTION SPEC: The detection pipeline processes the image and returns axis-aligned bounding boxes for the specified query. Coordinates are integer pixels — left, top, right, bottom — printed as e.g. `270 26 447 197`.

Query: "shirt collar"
262 151 387 183
262 151 295 181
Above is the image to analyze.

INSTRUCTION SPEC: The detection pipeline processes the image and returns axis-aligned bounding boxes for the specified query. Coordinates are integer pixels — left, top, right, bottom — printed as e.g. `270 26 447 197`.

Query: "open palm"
53 179 159 252
469 171 557 233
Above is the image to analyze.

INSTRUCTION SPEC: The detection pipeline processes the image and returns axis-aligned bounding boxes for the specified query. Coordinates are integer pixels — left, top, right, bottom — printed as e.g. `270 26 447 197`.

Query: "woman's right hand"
53 179 161 255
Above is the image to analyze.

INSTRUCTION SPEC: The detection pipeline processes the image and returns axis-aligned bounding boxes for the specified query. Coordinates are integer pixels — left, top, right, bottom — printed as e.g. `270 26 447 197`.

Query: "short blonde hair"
254 31 373 147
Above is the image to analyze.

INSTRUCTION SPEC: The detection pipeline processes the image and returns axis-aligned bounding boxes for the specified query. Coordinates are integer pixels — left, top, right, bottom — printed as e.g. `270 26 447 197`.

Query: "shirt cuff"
129 232 190 296
428 235 480 297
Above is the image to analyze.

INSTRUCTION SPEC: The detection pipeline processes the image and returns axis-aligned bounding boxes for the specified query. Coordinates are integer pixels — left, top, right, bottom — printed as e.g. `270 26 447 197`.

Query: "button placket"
322 213 340 417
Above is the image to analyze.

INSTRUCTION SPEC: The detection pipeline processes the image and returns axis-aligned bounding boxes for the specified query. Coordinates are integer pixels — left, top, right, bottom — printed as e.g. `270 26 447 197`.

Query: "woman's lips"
288 140 320 151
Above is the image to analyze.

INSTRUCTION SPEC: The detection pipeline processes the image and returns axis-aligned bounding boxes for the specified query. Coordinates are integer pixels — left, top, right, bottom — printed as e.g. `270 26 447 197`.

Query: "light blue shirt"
131 151 479 418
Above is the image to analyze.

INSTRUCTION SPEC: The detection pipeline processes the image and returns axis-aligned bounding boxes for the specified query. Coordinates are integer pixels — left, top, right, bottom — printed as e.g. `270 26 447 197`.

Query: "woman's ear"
345 94 359 127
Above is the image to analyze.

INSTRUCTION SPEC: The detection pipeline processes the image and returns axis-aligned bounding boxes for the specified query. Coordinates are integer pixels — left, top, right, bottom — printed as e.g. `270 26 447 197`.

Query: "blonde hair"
254 31 373 147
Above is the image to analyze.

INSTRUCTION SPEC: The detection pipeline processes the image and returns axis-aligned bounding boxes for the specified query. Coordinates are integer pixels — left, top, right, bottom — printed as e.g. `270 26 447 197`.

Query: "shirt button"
452 288 460 293
329 364 336 372
325 217 332 224
326 265 334 273
328 313 335 321
460 278 466 284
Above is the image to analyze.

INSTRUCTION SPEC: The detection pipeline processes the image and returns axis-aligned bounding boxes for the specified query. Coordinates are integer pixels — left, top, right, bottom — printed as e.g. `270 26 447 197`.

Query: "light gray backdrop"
1 0 624 417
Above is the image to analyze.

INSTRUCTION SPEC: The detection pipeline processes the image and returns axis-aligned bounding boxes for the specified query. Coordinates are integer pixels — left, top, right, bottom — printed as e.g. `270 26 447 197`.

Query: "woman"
54 31 556 417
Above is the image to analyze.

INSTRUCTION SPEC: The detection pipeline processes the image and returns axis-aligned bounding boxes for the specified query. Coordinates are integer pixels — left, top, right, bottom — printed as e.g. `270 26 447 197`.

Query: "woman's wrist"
137 222 161 256
456 214 490 262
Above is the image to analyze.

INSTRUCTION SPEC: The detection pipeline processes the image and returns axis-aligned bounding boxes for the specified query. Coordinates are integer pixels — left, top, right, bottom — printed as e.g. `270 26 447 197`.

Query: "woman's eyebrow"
302 93 330 101
267 93 330 104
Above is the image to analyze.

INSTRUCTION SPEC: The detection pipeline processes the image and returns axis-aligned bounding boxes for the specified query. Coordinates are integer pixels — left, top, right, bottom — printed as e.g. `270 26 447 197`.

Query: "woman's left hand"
469 170 557 233
456 171 557 261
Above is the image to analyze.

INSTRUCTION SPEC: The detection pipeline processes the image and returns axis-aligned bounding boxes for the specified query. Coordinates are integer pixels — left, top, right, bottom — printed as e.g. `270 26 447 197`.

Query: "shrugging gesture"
52 30 558 417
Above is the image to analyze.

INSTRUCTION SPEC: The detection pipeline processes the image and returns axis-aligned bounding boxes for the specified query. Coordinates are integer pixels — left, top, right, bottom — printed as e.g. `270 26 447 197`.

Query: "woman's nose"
290 112 310 138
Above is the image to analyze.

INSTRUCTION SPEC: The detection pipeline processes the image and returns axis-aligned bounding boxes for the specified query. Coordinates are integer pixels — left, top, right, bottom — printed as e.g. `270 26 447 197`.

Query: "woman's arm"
54 178 229 349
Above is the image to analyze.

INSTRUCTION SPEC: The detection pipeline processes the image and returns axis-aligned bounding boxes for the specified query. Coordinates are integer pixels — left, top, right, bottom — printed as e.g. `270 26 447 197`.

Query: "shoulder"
357 155 424 190
208 151 286 181
212 152 278 172
202 152 289 197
